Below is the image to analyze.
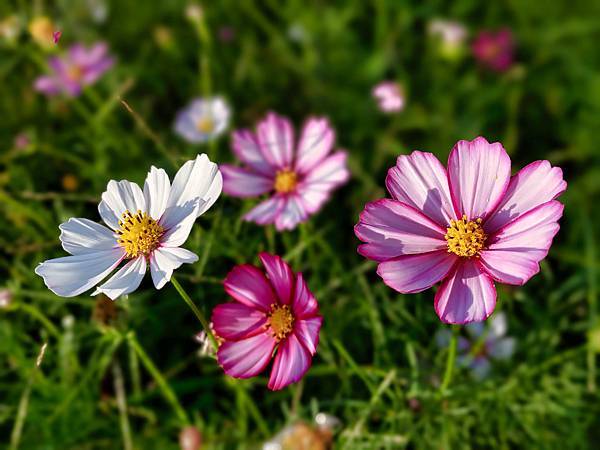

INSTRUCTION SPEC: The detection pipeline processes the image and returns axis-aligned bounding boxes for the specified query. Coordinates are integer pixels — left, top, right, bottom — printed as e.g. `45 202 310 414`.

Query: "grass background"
1 0 600 448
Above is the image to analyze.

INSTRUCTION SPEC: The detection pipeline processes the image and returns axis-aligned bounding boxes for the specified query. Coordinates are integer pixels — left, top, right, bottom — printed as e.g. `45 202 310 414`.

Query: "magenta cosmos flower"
34 42 114 97
355 137 566 324
212 253 322 390
220 112 350 231
472 28 514 72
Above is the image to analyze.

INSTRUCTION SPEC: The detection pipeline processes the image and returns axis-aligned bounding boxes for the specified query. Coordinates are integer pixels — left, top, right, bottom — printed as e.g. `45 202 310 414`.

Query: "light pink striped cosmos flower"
212 253 322 390
355 137 566 324
220 112 350 231
372 81 405 113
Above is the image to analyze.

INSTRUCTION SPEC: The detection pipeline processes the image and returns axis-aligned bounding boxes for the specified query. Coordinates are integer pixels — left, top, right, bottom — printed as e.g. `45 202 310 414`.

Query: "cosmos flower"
428 19 467 60
174 97 230 144
472 28 514 72
0 288 12 309
34 42 114 97
221 112 350 231
436 312 515 379
212 253 322 390
28 16 55 49
372 81 405 113
355 137 566 324
52 30 61 44
35 154 222 300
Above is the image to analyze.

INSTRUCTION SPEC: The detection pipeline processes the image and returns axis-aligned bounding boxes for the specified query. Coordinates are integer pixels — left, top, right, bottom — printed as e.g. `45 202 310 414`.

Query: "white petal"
98 180 146 230
149 247 199 289
59 218 117 255
35 249 124 297
143 166 171 220
160 201 201 247
92 256 147 300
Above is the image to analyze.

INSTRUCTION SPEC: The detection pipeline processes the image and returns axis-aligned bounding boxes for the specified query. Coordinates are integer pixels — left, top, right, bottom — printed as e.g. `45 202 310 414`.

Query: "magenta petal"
220 164 273 198
485 160 566 234
377 250 458 293
268 333 312 390
232 129 274 176
211 303 267 340
244 196 285 226
447 137 511 221
34 76 60 95
224 265 277 312
259 252 294 304
274 194 308 231
301 151 349 188
479 200 564 285
355 199 448 262
217 333 276 379
294 316 322 356
434 259 497 324
292 273 319 319
295 117 335 174
256 112 294 169
385 151 455 227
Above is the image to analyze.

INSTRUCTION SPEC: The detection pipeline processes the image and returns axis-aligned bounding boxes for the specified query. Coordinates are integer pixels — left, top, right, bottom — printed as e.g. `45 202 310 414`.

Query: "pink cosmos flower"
212 253 322 390
52 30 61 44
221 112 350 231
354 137 566 324
472 28 514 72
372 81 405 113
34 42 114 97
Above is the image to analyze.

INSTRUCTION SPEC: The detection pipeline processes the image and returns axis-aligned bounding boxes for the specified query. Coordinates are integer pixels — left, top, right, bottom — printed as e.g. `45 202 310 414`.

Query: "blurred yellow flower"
28 16 55 49
0 15 21 44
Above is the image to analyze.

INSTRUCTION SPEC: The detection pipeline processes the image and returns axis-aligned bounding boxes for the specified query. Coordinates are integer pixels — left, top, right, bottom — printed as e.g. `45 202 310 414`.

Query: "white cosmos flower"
35 154 222 300
174 96 230 144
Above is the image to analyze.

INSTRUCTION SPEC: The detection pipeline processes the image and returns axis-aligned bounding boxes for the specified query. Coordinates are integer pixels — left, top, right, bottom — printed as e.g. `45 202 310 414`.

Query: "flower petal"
376 250 458 293
293 316 322 356
212 303 268 340
385 151 455 227
447 137 511 221
292 273 319 319
274 195 309 231
244 196 286 226
232 129 273 176
224 264 277 312
159 200 201 247
92 256 146 300
59 218 116 255
143 166 171 221
479 200 564 285
217 333 276 379
355 199 448 262
149 247 198 289
221 164 273 198
98 180 146 230
256 112 294 169
485 160 567 234
434 259 497 324
268 333 312 390
259 252 294 305
295 117 335 174
35 249 124 297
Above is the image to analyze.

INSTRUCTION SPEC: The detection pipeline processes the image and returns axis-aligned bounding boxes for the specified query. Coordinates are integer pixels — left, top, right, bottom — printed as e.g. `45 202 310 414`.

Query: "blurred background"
1 0 600 448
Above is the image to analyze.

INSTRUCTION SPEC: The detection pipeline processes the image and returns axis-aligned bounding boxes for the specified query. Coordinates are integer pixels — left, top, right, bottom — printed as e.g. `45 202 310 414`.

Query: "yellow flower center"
273 169 298 194
196 117 214 133
445 215 487 258
117 210 164 258
67 65 83 81
267 304 294 341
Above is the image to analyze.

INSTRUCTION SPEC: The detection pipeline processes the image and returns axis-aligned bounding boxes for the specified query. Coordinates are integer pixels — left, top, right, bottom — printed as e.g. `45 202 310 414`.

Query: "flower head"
372 81 405 113
221 112 350 231
212 253 322 390
355 137 566 324
35 154 222 300
174 97 230 144
428 19 467 60
28 16 55 48
472 28 514 72
34 42 114 97
0 288 12 309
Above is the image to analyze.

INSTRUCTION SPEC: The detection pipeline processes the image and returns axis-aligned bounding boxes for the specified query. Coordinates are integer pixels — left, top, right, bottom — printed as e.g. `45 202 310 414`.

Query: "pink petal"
294 117 335 174
434 259 497 324
447 137 511 221
377 250 458 293
479 200 564 285
224 264 277 312
355 199 448 262
211 303 268 340
484 160 566 234
244 196 285 225
256 112 294 169
268 333 312 390
231 129 274 176
292 273 319 319
293 316 322 356
217 333 276 379
259 252 294 304
220 164 273 198
34 76 60 95
385 151 455 227
274 194 308 231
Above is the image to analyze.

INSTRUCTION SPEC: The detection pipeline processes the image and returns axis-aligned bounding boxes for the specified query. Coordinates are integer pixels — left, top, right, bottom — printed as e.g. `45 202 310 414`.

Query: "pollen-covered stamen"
266 303 294 341
117 210 164 258
445 215 487 257
274 169 298 194
196 117 214 133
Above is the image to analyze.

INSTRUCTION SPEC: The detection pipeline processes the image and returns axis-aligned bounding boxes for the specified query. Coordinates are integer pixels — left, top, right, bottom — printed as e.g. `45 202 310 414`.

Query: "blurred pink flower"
34 42 114 97
52 30 61 44
13 133 30 150
217 26 235 42
212 253 322 390
221 112 350 231
355 137 566 324
472 28 514 72
372 81 405 113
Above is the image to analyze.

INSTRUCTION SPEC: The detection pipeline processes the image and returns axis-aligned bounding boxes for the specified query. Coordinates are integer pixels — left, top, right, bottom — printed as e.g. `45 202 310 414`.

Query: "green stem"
112 362 133 450
440 326 459 394
170 276 217 349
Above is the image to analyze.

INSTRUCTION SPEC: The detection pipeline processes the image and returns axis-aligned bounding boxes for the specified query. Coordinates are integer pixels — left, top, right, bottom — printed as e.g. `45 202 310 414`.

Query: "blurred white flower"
174 97 230 144
0 289 12 308
428 19 467 60
372 81 405 113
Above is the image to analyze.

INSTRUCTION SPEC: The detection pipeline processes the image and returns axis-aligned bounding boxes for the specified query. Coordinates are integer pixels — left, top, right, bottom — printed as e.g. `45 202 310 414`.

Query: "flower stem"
170 275 217 349
440 325 459 394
